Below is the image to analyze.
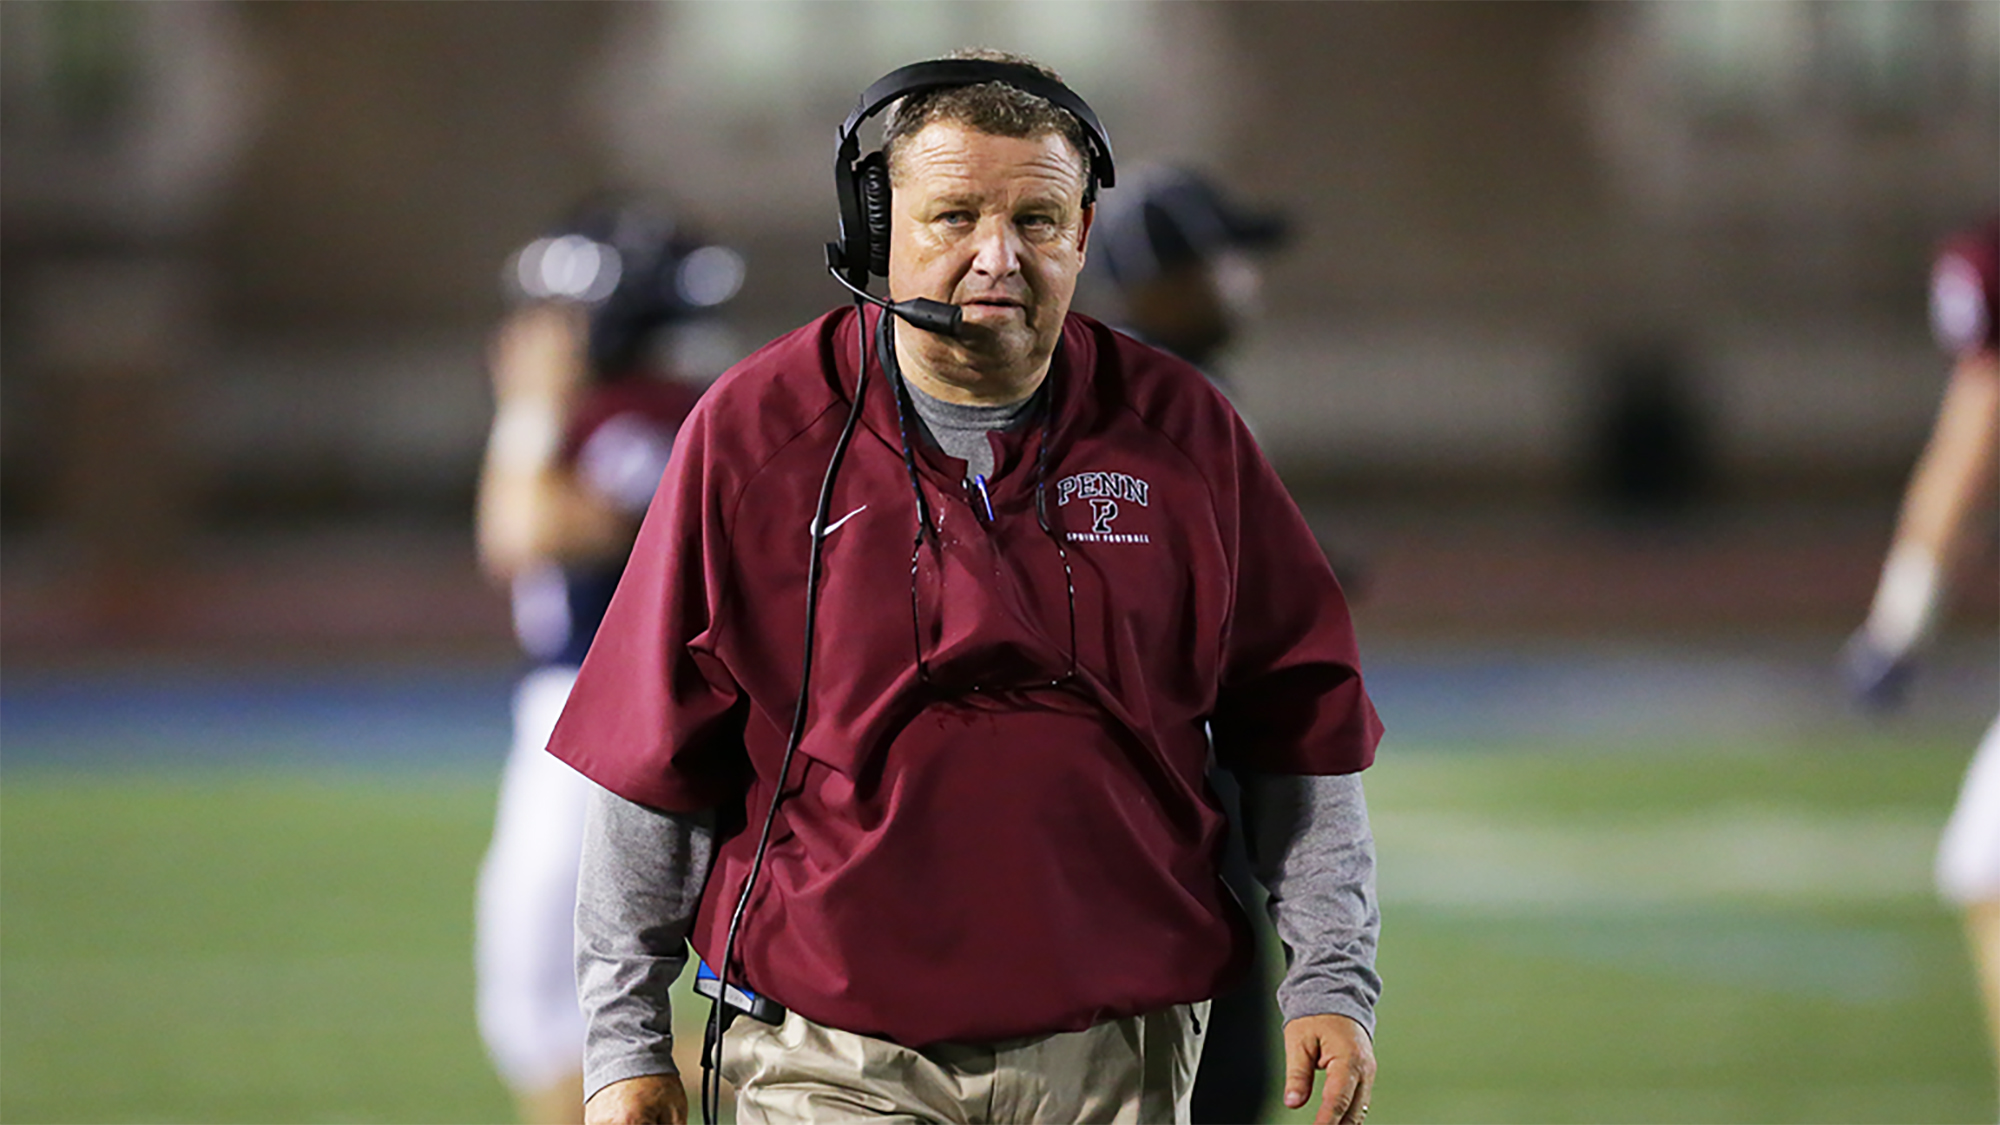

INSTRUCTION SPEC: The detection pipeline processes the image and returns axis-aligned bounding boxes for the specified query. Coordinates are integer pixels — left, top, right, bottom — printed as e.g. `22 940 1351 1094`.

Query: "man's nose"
968 218 1023 278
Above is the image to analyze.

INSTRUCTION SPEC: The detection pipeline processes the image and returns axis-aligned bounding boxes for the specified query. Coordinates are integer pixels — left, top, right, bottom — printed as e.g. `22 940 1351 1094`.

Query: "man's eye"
936 211 973 227
1019 215 1058 234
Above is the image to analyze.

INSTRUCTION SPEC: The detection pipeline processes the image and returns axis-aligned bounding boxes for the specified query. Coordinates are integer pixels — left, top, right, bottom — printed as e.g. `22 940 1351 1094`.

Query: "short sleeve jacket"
549 307 1381 1046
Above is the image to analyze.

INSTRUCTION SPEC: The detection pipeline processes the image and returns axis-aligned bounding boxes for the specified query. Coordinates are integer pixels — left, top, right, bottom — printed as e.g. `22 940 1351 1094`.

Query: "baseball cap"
1092 165 1291 287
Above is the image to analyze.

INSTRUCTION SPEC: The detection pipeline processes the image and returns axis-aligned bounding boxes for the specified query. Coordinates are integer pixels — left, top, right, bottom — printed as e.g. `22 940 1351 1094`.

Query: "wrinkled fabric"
549 306 1380 1046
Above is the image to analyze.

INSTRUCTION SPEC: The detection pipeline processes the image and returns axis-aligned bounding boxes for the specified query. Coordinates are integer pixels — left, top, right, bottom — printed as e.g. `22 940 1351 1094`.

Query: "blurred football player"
1087 166 1299 1125
1845 215 2000 1096
474 200 743 1124
1087 164 1289 381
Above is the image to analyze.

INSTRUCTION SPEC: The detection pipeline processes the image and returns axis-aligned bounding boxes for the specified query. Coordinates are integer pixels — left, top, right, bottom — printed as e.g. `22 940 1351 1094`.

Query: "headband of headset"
830 59 1116 288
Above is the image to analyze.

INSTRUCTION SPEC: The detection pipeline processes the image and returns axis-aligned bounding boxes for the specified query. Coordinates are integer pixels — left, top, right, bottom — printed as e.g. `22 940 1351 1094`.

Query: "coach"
551 50 1384 1125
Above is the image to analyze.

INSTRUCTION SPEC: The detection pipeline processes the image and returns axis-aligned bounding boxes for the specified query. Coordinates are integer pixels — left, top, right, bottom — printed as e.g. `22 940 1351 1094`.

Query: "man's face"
1127 252 1263 368
886 121 1092 392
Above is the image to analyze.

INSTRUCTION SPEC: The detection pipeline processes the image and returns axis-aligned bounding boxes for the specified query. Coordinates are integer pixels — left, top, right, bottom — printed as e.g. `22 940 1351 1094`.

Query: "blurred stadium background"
2 2 1995 1122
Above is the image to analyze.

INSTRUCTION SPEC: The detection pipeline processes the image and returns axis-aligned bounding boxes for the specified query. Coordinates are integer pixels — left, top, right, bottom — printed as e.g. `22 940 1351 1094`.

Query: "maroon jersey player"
1846 216 2000 1102
474 202 742 1125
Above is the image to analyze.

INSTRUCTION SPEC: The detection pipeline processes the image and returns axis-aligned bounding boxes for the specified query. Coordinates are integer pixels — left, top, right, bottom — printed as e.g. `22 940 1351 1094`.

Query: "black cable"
878 313 938 544
701 300 873 1124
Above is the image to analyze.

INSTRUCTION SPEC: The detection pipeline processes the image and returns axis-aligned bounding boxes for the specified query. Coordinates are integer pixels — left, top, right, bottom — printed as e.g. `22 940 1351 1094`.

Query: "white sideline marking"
1374 806 1940 907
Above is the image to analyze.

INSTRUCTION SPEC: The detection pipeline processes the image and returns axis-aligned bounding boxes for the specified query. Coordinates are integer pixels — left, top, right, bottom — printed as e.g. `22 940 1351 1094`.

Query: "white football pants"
477 665 591 1092
1938 715 2000 905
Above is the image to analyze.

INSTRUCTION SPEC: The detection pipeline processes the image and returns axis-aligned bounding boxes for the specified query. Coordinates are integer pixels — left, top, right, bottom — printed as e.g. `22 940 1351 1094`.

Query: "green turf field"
1303 739 1993 1125
2 731 1991 1123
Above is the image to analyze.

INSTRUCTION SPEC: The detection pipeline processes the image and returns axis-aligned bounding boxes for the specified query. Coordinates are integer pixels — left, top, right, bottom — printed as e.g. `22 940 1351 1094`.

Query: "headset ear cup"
859 153 892 277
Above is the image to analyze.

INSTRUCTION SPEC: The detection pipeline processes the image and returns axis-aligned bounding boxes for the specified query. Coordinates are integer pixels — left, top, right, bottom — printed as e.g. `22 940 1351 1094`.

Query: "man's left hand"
1281 1012 1376 1125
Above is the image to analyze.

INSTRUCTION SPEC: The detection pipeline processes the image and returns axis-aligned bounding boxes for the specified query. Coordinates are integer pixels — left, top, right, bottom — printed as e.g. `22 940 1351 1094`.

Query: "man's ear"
1076 202 1095 261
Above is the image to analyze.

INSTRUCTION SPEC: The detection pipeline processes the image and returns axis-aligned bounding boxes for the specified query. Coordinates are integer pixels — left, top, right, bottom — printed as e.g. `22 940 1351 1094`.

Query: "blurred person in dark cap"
1087 166 1385 606
1082 166 1301 1125
1086 164 1290 380
474 198 743 1125
1845 215 2000 1105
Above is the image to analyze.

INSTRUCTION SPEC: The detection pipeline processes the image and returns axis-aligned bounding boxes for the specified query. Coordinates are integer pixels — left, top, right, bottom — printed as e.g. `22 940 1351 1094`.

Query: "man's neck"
892 325 1048 407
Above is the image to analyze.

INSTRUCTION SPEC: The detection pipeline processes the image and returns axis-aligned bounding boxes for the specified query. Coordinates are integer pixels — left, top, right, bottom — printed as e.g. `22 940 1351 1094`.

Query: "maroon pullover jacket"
549 305 1381 1047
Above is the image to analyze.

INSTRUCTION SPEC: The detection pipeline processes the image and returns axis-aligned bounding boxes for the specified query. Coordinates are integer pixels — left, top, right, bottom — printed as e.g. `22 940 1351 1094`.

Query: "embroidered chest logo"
1055 471 1152 544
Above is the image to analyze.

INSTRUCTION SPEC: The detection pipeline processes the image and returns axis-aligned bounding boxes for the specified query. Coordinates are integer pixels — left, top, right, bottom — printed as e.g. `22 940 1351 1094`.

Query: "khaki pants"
719 1002 1211 1124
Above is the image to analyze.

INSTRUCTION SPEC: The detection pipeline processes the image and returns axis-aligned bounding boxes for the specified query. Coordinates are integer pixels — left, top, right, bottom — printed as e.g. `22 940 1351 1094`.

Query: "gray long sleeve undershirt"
575 773 1380 1098
1238 772 1382 1033
574 793 711 1096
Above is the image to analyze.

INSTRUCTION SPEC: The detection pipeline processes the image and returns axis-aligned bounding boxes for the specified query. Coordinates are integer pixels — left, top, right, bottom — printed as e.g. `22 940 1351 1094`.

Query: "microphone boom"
825 250 964 337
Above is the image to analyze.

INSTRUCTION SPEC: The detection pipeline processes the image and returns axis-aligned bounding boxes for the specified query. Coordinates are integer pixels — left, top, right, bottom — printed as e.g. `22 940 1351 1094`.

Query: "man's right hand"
583 1074 688 1125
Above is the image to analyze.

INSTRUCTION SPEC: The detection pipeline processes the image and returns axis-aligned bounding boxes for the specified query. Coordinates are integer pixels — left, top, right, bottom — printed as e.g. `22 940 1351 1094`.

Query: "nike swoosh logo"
819 505 867 537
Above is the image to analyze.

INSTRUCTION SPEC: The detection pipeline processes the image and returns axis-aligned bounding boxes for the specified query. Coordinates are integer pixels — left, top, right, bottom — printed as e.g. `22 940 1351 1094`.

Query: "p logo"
1055 470 1152 544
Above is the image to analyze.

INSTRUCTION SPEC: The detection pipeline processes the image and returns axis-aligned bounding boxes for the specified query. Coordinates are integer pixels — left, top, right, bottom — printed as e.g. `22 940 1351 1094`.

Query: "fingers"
1284 1015 1377 1125
1285 1028 1360 1125
1333 1026 1378 1125
1335 1063 1375 1125
1282 1027 1320 1111
1316 1058 1361 1125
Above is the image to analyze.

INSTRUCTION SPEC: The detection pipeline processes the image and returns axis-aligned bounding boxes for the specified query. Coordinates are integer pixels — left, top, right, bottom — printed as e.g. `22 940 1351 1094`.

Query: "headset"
823 58 1118 337
698 60 1114 1125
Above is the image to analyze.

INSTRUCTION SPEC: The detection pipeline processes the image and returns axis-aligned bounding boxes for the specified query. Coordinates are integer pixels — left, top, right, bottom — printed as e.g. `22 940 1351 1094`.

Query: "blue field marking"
1 642 1990 770
1360 640 1997 745
0 662 518 770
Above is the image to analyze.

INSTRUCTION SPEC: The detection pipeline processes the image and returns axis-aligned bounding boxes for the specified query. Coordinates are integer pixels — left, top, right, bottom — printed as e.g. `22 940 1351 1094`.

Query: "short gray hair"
881 48 1095 199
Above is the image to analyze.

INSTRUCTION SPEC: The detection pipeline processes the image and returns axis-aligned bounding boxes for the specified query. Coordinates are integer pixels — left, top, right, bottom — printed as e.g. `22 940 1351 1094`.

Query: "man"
1845 216 2000 1102
553 51 1382 1125
475 201 742 1124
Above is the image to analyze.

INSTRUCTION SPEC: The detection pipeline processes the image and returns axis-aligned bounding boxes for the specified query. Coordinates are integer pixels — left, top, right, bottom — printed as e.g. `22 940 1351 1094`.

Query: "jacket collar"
828 304 1101 498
